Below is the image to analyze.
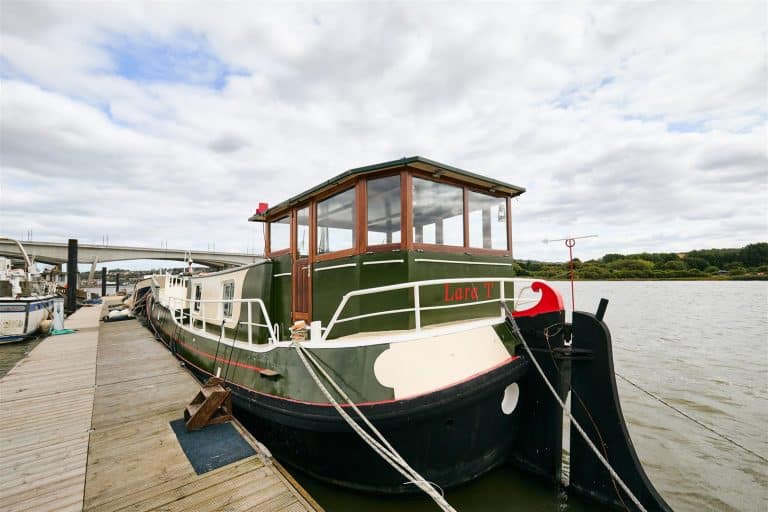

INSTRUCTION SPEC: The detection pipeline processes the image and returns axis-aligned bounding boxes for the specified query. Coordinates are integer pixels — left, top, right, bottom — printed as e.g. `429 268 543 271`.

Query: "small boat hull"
0 296 55 344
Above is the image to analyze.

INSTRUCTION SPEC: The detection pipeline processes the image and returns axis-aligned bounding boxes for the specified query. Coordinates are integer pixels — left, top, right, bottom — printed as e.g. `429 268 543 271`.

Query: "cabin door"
293 258 310 321
292 206 311 321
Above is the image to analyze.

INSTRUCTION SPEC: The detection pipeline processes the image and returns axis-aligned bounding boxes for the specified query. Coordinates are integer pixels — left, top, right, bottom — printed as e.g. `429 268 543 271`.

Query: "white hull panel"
0 296 56 343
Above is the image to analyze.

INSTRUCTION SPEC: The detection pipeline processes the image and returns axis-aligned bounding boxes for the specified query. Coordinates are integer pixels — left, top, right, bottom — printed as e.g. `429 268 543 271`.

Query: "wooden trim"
315 248 357 262
507 197 513 255
267 248 290 259
409 168 509 197
264 219 271 256
413 243 511 256
290 207 298 318
308 202 315 317
312 183 357 260
356 178 366 253
362 244 402 253
462 187 469 247
402 171 413 250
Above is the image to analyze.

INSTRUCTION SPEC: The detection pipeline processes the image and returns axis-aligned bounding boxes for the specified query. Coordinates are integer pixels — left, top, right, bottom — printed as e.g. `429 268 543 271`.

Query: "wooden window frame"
266 165 512 261
313 183 359 263
265 214 291 258
364 171 405 252
408 170 512 256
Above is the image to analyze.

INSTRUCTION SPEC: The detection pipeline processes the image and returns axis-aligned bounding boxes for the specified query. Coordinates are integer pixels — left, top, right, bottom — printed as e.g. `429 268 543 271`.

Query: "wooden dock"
0 303 321 512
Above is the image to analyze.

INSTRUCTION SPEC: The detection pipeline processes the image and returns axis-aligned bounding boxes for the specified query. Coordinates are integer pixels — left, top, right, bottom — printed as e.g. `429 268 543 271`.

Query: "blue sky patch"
102 31 243 90
666 120 707 133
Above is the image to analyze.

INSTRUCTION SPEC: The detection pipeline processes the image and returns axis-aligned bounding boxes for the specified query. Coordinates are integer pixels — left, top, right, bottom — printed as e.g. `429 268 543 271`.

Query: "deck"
0 303 320 512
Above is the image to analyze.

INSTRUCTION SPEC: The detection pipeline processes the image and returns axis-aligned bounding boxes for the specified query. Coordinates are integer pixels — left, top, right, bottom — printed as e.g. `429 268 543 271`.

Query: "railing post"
414 285 421 330
247 302 253 344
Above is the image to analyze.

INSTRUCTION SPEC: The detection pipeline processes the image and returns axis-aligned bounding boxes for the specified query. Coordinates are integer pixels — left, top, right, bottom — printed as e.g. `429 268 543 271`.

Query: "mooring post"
66 239 78 313
101 267 107 296
115 272 120 295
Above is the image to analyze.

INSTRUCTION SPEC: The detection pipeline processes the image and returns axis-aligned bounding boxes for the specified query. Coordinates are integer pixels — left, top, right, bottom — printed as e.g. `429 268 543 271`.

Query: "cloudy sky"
1 1 766 266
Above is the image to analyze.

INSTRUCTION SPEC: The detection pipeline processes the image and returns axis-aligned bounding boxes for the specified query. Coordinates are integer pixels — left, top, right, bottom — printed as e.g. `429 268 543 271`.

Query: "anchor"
506 299 672 511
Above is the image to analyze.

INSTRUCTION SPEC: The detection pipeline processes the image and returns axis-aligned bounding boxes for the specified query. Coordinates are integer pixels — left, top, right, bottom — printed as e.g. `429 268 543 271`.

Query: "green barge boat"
145 156 567 493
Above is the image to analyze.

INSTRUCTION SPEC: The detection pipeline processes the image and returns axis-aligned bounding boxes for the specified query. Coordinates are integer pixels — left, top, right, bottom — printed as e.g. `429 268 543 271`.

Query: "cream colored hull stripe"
314 263 357 272
414 258 513 267
273 272 292 277
362 259 405 266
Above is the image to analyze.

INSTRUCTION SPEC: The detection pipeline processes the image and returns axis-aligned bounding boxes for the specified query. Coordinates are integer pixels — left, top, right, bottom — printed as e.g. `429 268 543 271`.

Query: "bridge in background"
0 240 264 269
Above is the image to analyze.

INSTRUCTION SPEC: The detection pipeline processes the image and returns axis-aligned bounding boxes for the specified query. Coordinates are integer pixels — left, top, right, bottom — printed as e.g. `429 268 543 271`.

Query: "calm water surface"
293 281 768 511
0 281 764 510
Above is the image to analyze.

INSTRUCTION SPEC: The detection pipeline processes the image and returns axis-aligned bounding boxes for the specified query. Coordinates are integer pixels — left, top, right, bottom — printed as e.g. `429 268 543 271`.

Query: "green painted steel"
313 250 517 339
153 303 394 403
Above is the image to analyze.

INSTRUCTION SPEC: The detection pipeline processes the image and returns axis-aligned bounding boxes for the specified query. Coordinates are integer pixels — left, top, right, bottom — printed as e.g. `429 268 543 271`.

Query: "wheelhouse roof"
248 156 526 221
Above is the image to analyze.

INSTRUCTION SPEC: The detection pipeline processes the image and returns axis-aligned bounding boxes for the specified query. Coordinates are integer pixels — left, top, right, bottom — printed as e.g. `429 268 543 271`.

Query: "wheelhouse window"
269 216 290 253
296 207 310 257
222 281 235 318
317 188 355 254
367 175 401 246
468 191 508 250
412 177 463 246
193 284 202 312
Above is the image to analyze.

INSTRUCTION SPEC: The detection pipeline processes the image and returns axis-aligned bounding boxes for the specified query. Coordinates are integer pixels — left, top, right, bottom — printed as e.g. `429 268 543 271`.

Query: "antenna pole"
566 238 576 310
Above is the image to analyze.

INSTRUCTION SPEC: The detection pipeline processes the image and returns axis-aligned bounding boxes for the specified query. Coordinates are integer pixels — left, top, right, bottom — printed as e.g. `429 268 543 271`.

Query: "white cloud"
1 1 765 263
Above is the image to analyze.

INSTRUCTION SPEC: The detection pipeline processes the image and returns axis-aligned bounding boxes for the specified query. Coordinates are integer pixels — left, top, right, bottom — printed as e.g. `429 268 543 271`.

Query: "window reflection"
269 215 290 252
367 176 401 245
468 191 507 250
412 178 463 246
296 207 310 257
317 188 355 254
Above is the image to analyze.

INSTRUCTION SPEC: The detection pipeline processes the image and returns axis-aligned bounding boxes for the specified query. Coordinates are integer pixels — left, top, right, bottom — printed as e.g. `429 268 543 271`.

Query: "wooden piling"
66 238 77 313
101 267 107 297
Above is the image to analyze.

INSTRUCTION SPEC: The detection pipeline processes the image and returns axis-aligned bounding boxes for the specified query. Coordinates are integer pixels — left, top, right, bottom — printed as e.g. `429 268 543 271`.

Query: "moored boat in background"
0 237 57 344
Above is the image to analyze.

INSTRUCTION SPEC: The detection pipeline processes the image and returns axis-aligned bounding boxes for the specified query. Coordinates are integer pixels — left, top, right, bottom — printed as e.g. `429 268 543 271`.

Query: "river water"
0 281 765 510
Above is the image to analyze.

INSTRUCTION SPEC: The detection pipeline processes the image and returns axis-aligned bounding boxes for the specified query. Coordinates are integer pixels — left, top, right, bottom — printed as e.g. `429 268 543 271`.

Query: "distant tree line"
515 243 768 280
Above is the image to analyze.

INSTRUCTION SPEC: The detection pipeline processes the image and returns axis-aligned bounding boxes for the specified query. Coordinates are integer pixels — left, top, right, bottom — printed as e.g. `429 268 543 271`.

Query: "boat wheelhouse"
146 157 566 493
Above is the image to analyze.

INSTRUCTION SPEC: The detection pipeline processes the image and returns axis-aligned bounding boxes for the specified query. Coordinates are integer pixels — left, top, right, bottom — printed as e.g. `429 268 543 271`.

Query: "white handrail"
322 277 539 341
166 296 277 344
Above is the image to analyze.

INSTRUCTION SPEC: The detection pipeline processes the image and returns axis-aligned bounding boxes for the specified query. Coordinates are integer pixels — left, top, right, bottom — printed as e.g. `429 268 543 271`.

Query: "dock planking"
0 302 320 512
0 304 102 512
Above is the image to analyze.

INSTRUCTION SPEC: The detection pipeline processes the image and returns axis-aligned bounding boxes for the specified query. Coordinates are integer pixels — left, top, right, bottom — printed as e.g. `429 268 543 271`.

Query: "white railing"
166 273 188 289
321 277 538 341
167 296 277 344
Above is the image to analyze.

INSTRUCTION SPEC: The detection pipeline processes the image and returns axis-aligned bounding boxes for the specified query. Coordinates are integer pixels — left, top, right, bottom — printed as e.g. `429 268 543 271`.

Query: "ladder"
184 377 234 431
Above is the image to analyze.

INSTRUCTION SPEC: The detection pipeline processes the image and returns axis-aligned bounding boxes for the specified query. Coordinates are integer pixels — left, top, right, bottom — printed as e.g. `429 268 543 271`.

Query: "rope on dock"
292 342 457 512
615 371 768 464
504 308 648 512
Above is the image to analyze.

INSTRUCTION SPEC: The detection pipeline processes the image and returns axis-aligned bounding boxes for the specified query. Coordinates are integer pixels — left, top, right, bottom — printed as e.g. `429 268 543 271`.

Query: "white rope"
292 342 457 512
504 311 648 512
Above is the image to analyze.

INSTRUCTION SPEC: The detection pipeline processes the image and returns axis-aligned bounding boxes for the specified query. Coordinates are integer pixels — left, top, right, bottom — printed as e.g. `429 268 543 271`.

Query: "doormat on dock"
170 418 256 475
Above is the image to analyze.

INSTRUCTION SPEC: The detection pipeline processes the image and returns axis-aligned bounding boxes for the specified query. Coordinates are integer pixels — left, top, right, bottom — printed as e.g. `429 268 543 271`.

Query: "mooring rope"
292 342 457 512
615 371 768 464
504 309 648 512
